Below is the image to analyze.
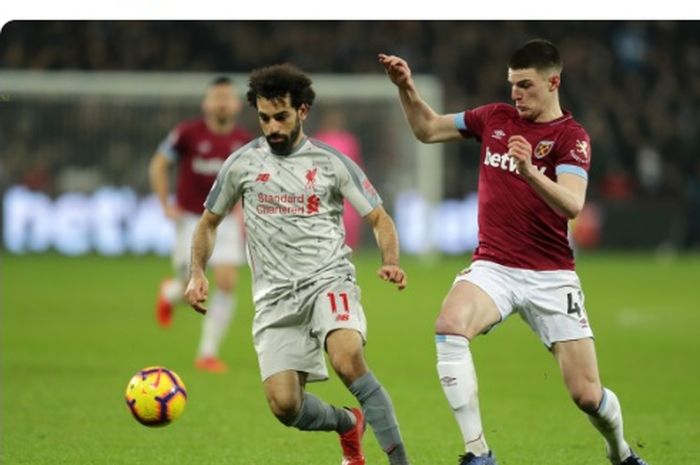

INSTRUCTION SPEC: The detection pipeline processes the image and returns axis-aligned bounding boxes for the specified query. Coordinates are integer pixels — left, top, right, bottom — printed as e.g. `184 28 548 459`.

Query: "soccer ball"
125 366 187 427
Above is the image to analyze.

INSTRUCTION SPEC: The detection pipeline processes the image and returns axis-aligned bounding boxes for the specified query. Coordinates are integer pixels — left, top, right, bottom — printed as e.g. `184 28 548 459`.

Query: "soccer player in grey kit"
380 40 649 465
185 64 411 465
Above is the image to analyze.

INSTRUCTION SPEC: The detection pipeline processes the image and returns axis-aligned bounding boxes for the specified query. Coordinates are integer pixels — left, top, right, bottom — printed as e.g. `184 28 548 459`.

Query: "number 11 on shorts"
327 292 350 321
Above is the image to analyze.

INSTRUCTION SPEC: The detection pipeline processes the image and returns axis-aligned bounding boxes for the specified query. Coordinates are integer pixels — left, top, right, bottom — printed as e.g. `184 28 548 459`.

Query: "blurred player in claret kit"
185 64 412 465
149 76 252 373
380 40 649 465
314 108 365 249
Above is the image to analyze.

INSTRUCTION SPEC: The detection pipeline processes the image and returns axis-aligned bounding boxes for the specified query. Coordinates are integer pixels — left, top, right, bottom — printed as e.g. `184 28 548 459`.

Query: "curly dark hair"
508 39 562 73
246 63 316 109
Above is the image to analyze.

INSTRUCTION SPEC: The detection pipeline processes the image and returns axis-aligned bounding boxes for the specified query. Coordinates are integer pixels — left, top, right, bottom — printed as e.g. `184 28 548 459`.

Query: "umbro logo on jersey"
491 129 506 140
256 173 271 182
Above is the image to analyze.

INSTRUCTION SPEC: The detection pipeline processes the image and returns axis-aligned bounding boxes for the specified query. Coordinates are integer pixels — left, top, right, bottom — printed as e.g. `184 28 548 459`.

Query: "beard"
266 120 301 156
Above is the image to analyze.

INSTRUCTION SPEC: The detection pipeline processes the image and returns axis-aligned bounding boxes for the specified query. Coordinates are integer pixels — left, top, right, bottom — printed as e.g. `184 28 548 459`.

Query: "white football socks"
588 388 632 463
197 290 235 357
436 334 489 456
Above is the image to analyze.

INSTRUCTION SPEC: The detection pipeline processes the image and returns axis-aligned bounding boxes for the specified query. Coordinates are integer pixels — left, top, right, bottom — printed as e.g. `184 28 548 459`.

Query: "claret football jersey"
158 119 252 214
456 103 591 270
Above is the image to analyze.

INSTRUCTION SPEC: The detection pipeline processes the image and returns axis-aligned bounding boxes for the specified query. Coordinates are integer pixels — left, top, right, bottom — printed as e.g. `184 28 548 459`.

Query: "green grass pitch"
2 252 699 464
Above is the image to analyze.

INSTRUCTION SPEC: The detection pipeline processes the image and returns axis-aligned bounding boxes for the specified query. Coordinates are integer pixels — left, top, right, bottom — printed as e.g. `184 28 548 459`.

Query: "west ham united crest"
534 140 554 159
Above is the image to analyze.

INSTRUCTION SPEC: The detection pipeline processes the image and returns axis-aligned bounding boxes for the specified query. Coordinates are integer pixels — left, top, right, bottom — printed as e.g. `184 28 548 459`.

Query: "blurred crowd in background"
1 21 699 249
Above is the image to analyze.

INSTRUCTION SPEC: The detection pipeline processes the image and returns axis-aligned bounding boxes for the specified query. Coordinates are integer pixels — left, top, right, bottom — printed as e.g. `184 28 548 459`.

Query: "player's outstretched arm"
378 53 462 144
185 210 223 314
364 205 407 290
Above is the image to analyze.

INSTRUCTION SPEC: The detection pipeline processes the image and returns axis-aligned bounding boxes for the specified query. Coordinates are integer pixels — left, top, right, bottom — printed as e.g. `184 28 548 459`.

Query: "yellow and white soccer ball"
125 366 187 427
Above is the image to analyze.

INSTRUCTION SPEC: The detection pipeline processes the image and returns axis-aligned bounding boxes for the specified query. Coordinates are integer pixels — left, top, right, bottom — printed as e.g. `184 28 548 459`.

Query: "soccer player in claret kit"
185 64 412 465
149 77 252 372
380 40 649 465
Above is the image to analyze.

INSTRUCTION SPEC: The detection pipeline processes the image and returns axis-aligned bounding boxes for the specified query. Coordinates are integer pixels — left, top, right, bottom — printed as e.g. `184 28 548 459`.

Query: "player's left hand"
507 135 535 178
377 264 407 291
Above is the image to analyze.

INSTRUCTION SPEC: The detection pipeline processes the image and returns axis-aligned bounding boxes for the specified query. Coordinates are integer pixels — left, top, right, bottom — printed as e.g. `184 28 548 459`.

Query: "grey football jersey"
205 136 382 302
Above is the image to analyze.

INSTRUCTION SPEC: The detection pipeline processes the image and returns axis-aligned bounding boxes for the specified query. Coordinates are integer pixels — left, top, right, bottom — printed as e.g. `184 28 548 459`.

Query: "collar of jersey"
525 108 573 127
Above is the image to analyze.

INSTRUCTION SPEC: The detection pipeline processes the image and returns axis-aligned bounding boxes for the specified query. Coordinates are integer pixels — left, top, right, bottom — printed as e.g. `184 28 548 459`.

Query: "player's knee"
215 280 235 293
435 303 470 336
266 391 301 425
570 386 602 414
213 266 237 292
213 274 236 293
330 351 367 385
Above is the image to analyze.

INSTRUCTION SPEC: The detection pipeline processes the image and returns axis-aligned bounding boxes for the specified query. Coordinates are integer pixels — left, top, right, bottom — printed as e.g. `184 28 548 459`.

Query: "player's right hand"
185 274 209 314
378 53 413 89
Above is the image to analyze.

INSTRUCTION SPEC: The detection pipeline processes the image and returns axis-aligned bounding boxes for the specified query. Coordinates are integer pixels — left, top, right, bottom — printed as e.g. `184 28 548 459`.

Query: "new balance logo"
256 173 271 182
484 146 546 175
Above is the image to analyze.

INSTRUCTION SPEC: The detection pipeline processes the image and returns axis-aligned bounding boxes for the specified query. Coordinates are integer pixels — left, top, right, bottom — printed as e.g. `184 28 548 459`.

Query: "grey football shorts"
253 276 367 382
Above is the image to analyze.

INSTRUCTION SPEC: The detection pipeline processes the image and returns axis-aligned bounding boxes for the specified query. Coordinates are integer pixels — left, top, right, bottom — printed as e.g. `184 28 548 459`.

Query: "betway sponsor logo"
192 157 224 175
484 146 546 175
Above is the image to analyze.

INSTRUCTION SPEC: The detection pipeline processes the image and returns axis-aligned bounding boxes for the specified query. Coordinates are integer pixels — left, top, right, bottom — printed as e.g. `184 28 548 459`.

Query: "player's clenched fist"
377 264 407 291
507 135 534 177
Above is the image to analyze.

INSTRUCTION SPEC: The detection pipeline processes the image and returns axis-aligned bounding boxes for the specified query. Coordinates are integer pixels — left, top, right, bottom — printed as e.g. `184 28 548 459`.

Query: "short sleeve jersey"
205 136 381 300
455 103 592 270
157 119 252 214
